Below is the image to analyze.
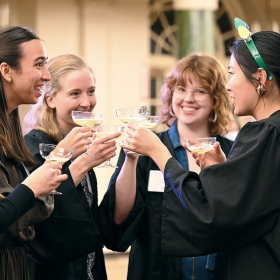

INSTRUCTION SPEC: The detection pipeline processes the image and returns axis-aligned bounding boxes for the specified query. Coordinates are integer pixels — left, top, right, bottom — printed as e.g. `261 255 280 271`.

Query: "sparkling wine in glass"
185 137 216 154
39 143 74 194
115 106 149 154
95 125 125 168
138 116 159 129
115 106 150 124
71 111 105 128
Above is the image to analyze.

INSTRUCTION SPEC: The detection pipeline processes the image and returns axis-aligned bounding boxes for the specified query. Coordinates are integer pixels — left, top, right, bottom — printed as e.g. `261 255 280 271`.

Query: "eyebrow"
34 56 48 62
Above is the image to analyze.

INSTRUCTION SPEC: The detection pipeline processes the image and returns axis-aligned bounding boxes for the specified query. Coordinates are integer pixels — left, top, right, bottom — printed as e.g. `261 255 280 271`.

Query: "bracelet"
83 151 95 158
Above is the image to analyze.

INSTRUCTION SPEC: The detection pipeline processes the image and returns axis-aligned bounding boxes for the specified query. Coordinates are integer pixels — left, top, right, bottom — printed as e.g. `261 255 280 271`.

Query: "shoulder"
25 129 48 139
24 129 54 144
241 112 280 136
261 110 280 132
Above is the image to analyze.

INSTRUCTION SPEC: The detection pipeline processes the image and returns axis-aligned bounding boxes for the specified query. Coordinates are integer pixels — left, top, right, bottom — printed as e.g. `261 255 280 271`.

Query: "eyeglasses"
171 86 209 101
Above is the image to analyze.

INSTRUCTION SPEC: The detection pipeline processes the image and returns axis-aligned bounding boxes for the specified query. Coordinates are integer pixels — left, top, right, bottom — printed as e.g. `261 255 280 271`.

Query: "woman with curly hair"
99 53 233 280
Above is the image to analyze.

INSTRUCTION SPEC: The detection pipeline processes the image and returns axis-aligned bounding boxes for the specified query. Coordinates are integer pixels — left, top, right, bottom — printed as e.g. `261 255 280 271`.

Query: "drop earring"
256 79 266 96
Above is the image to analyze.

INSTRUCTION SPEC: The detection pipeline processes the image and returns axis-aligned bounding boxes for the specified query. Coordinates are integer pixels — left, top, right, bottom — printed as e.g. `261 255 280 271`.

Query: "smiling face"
5 39 50 112
172 73 213 129
46 67 97 133
226 54 259 117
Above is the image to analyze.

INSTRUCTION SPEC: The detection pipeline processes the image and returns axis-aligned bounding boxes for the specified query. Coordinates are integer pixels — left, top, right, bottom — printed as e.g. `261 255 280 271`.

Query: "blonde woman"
24 54 119 280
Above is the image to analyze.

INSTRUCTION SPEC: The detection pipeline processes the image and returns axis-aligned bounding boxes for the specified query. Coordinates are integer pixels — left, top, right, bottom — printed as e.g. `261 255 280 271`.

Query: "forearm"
114 157 138 224
148 144 173 173
68 154 93 186
0 185 35 233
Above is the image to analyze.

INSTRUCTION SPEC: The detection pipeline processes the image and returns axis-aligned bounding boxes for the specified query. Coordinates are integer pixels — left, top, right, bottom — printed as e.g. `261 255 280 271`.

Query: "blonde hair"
160 52 233 135
24 54 95 141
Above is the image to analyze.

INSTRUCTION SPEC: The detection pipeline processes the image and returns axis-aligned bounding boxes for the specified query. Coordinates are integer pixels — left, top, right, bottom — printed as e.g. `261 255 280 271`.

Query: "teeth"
182 107 196 112
35 86 43 93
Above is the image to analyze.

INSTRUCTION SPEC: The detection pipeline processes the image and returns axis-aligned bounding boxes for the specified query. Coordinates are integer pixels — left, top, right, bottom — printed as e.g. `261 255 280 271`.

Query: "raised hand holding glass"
95 125 125 168
39 143 74 194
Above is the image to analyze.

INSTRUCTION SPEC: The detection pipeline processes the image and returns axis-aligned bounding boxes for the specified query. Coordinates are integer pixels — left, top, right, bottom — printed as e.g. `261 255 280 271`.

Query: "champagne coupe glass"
115 106 150 125
71 110 105 156
71 111 105 128
39 143 74 195
94 125 125 168
138 116 159 129
115 106 150 154
185 137 216 154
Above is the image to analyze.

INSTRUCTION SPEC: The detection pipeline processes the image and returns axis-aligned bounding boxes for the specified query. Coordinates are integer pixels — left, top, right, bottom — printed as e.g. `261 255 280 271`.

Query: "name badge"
148 170 165 192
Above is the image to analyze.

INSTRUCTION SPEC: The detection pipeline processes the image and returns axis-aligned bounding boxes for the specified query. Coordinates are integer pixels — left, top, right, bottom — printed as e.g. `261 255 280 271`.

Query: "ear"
257 68 267 84
45 93 56 108
0 62 12 82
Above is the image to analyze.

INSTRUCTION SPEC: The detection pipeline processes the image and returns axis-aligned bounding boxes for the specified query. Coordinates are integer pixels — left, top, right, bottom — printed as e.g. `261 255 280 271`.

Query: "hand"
22 162 68 197
57 127 95 159
120 125 160 156
81 131 121 168
185 142 226 170
119 125 171 172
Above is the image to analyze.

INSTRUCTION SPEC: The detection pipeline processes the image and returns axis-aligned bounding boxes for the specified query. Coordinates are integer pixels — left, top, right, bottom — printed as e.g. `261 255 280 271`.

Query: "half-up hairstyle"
0 26 39 166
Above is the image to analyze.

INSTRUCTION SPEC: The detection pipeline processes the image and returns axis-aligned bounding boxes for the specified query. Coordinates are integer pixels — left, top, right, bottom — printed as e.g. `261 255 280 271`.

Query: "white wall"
35 0 149 201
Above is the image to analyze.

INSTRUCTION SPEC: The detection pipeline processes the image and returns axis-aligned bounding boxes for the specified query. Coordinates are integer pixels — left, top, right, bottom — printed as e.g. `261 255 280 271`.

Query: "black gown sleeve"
161 121 280 256
0 185 35 233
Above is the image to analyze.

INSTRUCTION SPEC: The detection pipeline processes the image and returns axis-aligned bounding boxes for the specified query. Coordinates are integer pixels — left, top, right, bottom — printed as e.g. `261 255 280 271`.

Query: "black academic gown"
161 111 280 280
24 130 107 280
99 129 232 280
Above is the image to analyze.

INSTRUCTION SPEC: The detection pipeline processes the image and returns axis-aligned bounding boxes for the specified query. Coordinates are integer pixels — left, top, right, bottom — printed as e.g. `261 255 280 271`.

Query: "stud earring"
7 78 11 83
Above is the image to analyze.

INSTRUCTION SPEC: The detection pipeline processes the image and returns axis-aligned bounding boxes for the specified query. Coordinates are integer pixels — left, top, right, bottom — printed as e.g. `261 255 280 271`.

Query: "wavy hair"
160 53 233 135
24 54 95 142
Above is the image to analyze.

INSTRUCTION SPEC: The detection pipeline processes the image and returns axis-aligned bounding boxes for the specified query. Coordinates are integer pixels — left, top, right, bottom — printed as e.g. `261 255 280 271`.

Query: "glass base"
98 162 118 168
49 189 62 195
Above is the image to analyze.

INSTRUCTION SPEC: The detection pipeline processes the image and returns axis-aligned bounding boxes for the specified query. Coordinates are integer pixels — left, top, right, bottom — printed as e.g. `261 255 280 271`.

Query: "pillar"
173 0 218 58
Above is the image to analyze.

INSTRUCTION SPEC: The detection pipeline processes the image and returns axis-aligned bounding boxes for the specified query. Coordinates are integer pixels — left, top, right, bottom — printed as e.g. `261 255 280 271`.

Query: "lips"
182 107 197 112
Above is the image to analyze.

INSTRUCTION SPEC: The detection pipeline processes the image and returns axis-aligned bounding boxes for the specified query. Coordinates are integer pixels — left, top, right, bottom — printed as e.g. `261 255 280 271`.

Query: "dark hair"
0 26 39 165
229 31 280 89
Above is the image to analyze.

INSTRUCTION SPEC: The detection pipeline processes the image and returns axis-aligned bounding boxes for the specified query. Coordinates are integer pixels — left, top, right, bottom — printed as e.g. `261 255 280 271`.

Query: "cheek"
90 96 97 110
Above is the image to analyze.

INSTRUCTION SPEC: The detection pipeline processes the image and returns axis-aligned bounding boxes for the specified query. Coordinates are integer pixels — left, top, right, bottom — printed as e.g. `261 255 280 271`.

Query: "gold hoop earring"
256 80 266 96
169 106 176 117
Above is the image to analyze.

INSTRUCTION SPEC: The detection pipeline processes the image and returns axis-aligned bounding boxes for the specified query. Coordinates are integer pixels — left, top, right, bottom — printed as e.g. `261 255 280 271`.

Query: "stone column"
173 0 218 58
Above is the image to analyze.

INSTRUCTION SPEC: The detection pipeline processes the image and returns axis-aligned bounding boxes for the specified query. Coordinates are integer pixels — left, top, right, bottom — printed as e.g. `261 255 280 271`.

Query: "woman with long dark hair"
0 26 67 280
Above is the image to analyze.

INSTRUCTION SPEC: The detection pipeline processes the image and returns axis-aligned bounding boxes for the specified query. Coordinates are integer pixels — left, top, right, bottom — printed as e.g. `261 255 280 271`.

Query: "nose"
42 67 51 82
183 91 195 101
225 81 231 92
80 95 91 107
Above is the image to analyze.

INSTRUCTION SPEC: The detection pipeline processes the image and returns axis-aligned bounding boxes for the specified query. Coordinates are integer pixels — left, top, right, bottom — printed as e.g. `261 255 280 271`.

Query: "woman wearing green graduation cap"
118 18 280 279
